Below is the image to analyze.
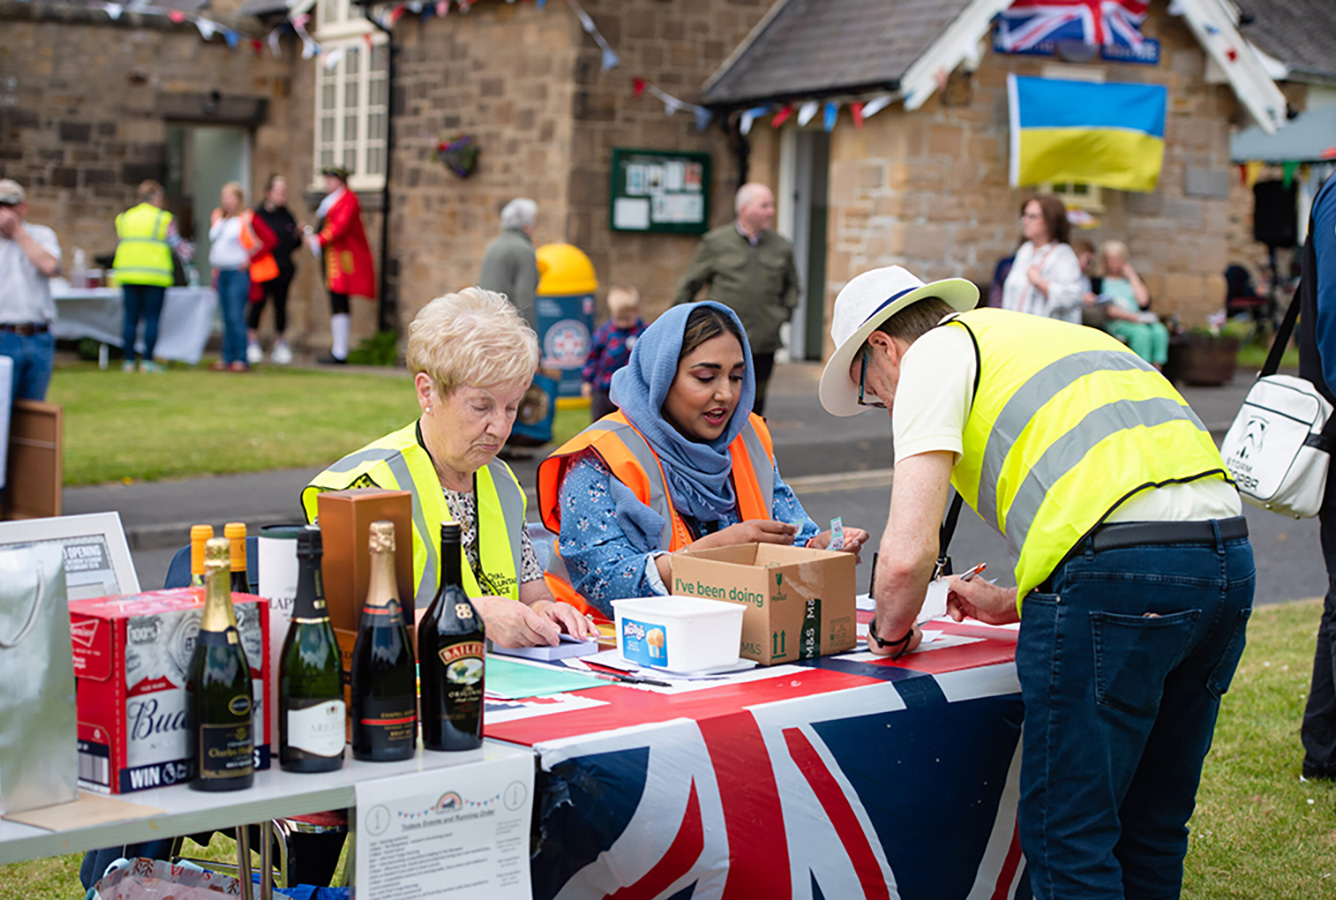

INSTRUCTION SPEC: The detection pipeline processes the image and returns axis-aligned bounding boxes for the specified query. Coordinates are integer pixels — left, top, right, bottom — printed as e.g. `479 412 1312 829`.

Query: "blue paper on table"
490 633 600 662
484 656 615 699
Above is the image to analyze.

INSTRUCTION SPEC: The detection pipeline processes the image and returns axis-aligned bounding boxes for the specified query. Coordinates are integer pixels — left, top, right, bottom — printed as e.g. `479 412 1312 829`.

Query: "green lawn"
47 363 589 486
2 600 1331 898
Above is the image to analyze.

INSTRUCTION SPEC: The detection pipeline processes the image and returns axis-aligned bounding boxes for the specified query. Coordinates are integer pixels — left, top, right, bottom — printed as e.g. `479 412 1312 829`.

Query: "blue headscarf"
609 301 756 522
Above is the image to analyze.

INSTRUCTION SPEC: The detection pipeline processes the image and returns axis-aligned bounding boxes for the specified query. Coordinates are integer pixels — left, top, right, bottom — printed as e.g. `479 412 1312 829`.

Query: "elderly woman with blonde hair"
303 287 597 646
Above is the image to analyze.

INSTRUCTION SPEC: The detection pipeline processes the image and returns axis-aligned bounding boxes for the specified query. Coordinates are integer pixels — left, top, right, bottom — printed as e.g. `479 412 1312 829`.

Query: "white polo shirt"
0 223 60 325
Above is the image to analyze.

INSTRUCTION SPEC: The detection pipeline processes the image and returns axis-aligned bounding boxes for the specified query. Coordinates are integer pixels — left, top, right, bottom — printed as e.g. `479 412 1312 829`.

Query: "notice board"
609 148 711 235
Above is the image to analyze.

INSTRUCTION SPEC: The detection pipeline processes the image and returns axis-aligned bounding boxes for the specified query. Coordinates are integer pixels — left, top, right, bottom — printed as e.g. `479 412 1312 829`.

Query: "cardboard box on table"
670 543 857 665
68 588 270 794
315 488 416 735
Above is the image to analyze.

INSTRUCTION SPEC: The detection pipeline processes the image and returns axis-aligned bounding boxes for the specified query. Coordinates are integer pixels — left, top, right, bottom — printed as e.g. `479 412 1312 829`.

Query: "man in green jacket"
479 197 539 331
674 183 799 415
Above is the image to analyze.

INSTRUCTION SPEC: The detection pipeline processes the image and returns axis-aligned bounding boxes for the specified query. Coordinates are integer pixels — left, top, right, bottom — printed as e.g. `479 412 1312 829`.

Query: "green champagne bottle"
279 525 345 772
350 521 418 761
187 537 255 791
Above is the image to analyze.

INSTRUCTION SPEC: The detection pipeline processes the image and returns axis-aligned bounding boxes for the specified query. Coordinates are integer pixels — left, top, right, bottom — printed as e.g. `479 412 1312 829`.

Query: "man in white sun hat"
820 265 1253 900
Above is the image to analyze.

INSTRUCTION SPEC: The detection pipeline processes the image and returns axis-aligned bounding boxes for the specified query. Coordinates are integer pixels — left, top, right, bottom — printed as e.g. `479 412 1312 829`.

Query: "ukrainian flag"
1008 75 1167 192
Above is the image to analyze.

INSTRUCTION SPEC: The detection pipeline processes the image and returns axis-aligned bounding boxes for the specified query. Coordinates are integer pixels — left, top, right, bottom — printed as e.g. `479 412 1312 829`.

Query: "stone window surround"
313 0 388 194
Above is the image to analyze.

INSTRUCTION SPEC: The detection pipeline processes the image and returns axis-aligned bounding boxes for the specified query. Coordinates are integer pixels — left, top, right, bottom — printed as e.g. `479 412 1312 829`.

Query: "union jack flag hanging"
995 0 1149 52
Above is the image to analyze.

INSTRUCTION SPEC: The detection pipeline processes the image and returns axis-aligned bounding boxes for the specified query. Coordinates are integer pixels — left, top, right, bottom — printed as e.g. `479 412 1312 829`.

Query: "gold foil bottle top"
204 537 231 573
225 522 247 572
368 520 396 554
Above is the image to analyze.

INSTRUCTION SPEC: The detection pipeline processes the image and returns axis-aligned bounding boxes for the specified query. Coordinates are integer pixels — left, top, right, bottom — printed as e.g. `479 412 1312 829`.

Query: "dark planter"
1164 334 1239 386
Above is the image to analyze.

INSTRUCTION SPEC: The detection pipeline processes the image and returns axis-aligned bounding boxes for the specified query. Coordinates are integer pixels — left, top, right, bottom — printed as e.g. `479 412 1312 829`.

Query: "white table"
50 284 218 366
0 742 531 898
0 356 11 490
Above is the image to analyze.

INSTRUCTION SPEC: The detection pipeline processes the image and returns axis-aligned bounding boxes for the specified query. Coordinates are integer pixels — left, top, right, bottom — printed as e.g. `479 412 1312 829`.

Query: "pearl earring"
424 406 432 414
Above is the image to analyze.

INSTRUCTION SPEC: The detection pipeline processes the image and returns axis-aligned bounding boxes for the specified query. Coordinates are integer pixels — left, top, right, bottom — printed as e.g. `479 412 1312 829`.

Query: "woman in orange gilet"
538 301 867 619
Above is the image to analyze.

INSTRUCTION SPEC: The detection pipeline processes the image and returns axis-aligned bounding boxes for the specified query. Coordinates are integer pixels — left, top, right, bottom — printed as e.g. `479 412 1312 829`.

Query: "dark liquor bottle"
189 524 213 588
350 520 417 761
419 524 486 752
279 525 345 773
187 537 255 791
225 521 249 594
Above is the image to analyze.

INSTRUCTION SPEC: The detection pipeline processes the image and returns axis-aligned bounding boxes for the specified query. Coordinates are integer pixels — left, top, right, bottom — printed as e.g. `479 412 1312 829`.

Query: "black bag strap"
933 492 965 580
1261 282 1302 377
866 491 966 596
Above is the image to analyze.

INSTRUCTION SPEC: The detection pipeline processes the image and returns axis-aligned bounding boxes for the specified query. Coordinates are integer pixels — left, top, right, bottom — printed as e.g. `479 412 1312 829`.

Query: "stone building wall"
0 2 293 283
743 4 1250 357
318 0 776 338
562 0 771 321
375 0 578 327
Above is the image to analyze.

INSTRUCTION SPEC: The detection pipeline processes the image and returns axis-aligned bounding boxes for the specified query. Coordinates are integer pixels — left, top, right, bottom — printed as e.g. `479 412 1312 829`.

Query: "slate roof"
1238 0 1336 83
702 0 976 107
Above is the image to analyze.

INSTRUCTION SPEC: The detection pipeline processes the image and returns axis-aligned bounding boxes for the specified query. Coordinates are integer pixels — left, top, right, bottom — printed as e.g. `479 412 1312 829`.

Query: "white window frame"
313 1 388 193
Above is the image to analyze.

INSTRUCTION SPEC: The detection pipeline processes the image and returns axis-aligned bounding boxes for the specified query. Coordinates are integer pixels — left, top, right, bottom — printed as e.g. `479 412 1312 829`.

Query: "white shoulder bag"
1220 295 1335 518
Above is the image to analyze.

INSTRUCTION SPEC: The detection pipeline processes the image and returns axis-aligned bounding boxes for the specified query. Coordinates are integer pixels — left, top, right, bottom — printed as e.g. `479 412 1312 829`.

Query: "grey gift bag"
0 545 78 815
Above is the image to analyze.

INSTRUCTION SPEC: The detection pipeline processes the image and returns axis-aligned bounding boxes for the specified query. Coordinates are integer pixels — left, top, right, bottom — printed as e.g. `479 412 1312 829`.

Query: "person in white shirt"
0 178 61 403
209 182 254 372
1000 195 1084 324
820 265 1252 900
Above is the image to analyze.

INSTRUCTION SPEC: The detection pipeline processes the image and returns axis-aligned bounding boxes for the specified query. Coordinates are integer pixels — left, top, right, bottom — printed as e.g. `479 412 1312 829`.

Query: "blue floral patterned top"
556 450 820 617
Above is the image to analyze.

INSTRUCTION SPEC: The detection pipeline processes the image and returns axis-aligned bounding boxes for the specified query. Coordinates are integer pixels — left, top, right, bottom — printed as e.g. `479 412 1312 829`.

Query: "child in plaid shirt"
581 285 646 421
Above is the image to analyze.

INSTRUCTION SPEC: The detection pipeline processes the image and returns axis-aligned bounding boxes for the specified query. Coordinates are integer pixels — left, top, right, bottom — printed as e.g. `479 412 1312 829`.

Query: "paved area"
62 361 1284 592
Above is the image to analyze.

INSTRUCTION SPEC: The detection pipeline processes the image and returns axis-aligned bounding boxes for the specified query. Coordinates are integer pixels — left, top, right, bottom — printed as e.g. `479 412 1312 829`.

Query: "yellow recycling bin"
535 243 598 408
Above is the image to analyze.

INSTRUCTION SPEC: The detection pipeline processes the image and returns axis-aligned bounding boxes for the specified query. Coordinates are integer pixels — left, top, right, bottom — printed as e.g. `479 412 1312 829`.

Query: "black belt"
1089 516 1249 553
0 322 49 336
1037 517 1250 594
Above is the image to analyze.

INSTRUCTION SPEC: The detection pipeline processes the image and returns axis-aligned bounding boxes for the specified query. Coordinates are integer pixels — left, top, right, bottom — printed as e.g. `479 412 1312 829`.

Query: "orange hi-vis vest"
537 410 777 619
240 210 279 284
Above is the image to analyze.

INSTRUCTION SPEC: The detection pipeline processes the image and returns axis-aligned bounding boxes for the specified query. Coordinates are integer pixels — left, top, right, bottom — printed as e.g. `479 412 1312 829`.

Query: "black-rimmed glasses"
858 349 887 409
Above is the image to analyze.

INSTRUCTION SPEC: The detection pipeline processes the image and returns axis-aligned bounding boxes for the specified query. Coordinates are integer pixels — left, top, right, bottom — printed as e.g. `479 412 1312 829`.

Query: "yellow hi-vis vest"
113 203 175 287
946 308 1231 603
300 422 525 608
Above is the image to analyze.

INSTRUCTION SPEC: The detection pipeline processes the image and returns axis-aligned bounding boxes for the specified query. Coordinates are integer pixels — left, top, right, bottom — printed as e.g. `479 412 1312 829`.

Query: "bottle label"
357 698 417 746
438 641 485 684
198 722 254 778
287 699 346 757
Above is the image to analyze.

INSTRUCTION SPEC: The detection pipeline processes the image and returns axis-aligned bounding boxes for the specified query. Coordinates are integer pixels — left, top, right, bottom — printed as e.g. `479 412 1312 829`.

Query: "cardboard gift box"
315 488 416 631
69 588 270 794
670 543 857 665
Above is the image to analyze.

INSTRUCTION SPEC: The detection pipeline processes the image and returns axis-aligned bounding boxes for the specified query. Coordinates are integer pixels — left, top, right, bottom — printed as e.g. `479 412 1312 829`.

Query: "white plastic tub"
611 595 745 673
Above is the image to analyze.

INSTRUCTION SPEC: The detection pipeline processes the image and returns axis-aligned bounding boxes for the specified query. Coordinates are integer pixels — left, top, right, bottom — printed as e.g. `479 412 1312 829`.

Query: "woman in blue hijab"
537 301 867 618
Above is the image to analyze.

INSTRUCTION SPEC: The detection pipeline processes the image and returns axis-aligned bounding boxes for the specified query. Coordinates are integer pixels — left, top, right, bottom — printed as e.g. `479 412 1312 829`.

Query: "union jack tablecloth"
486 620 1030 900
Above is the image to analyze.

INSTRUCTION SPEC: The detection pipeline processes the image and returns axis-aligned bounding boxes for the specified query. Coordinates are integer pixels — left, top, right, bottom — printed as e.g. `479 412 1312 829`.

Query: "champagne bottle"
190 524 213 588
225 522 249 594
187 537 255 791
420 524 485 752
279 525 345 773
350 520 417 761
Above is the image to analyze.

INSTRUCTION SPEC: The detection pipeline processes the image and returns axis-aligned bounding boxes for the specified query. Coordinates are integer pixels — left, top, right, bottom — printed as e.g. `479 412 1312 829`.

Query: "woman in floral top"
547 302 868 618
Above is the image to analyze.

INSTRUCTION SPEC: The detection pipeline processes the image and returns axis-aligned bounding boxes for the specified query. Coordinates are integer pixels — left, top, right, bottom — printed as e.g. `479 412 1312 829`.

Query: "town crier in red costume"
307 165 375 364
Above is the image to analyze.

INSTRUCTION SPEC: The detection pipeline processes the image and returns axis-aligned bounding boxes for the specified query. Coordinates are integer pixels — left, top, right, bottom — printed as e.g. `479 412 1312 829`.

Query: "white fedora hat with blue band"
819 266 979 417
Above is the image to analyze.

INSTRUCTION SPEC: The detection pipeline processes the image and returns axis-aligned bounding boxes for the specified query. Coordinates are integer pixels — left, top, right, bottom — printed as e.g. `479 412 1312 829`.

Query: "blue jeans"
121 284 166 364
0 330 54 403
216 268 251 365
1017 525 1254 900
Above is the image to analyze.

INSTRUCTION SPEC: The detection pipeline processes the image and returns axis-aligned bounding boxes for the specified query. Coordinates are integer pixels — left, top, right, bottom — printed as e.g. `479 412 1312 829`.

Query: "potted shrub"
1164 315 1244 386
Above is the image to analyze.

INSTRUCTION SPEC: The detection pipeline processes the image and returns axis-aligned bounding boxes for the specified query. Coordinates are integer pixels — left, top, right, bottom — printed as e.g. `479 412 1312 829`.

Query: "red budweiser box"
69 588 270 794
